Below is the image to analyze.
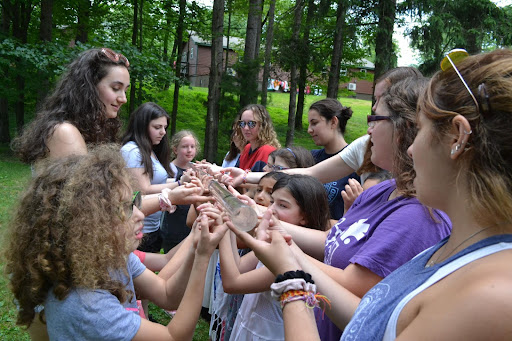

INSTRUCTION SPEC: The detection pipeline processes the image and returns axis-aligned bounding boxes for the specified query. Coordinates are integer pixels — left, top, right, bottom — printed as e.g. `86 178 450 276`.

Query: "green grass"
0 87 371 340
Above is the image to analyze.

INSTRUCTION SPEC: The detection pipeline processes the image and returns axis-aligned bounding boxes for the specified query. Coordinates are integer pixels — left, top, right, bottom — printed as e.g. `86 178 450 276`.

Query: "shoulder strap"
383 242 512 340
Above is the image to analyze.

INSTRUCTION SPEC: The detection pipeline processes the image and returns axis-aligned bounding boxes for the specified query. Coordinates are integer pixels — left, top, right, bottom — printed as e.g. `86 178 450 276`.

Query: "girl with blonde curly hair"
234 104 281 171
5 145 227 340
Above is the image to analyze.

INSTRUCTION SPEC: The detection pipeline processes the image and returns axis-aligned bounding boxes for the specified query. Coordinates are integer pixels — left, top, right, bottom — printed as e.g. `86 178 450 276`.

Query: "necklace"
425 227 492 268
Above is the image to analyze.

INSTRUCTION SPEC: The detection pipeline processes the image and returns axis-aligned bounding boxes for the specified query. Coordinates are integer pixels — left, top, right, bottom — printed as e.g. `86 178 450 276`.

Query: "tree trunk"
239 0 262 107
204 0 224 162
295 0 315 130
12 1 33 133
36 0 53 110
75 0 90 43
373 0 396 84
261 0 276 106
0 5 11 142
170 0 186 136
285 0 303 147
326 0 346 99
224 0 232 74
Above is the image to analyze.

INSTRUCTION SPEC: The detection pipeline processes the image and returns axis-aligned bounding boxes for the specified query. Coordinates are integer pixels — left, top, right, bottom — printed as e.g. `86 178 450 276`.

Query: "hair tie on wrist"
275 270 314 284
242 169 251 184
160 188 177 213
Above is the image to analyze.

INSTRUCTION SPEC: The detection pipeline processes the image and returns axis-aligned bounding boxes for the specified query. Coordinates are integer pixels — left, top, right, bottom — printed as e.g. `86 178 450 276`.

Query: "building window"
190 47 194 59
359 68 367 74
340 68 347 76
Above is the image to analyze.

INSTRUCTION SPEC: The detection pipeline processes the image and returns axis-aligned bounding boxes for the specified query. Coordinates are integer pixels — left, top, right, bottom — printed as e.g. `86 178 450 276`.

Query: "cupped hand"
228 221 298 276
169 184 212 205
195 211 228 257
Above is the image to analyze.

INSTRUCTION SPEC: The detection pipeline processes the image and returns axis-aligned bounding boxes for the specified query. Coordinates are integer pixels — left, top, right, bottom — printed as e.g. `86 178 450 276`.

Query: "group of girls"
9 44 512 341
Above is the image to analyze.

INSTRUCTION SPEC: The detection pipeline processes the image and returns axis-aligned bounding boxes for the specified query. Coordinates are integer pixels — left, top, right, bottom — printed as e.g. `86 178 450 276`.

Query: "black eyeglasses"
101 48 130 67
367 115 391 128
238 120 258 129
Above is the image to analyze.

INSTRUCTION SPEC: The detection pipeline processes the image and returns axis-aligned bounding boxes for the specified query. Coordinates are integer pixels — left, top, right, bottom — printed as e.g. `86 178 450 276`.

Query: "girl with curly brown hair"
12 48 130 163
5 145 227 340
234 104 281 171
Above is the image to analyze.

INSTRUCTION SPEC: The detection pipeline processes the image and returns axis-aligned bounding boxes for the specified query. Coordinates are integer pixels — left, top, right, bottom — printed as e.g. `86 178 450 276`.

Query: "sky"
396 0 512 66
195 0 512 67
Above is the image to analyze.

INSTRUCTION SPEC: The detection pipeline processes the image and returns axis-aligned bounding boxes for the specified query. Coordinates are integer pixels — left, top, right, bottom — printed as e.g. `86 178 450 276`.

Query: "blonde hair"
170 130 201 160
233 104 281 149
419 49 512 225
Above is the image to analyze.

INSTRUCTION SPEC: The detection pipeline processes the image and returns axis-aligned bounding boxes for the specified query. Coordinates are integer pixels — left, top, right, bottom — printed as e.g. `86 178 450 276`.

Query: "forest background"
1 0 512 339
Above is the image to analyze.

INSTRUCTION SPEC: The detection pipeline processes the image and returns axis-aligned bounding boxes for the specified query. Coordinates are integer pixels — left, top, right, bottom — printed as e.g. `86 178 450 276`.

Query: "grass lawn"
0 88 371 340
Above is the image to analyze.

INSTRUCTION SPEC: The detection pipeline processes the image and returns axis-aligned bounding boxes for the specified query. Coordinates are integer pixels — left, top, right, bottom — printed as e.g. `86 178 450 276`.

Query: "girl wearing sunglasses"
233 104 281 171
13 48 130 163
5 145 228 340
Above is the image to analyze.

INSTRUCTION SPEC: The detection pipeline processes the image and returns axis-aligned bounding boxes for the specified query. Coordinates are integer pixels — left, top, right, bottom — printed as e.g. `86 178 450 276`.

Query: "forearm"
219 232 244 293
141 181 178 194
161 245 196 310
297 156 354 184
166 253 210 340
158 235 193 280
280 220 328 260
283 301 320 341
291 243 360 329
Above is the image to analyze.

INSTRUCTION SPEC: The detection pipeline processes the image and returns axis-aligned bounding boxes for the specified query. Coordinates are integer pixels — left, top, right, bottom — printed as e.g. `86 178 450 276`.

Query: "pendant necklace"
425 227 492 268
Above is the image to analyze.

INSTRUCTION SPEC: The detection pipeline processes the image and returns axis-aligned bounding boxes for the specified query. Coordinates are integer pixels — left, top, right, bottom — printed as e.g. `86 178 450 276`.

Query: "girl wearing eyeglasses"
231 76 452 341
233 49 512 341
5 145 228 341
12 48 130 163
233 104 281 171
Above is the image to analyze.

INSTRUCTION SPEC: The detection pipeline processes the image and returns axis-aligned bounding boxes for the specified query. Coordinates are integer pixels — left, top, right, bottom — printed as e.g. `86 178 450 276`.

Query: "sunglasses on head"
238 120 258 129
367 115 391 128
101 48 130 67
440 48 491 116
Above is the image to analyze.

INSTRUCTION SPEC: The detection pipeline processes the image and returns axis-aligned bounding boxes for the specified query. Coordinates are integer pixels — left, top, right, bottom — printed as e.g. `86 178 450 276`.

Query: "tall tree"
75 0 90 43
285 0 303 146
170 0 186 135
0 5 10 142
261 0 276 106
36 0 53 110
373 0 397 88
239 0 262 107
295 0 315 130
326 0 347 99
204 0 224 162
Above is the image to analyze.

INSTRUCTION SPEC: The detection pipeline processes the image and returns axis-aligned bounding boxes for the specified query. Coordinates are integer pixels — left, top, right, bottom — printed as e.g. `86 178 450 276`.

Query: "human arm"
133 213 228 341
139 238 185 272
46 122 87 158
126 167 181 194
139 184 212 217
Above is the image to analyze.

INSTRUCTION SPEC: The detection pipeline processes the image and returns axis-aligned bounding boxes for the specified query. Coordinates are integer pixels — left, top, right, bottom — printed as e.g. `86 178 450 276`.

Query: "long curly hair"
4 145 136 328
383 76 429 197
122 102 174 180
232 104 281 149
11 48 129 164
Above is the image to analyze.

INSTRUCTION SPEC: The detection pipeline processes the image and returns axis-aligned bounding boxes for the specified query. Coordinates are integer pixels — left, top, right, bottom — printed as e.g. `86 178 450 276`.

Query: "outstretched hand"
169 182 212 205
227 210 298 276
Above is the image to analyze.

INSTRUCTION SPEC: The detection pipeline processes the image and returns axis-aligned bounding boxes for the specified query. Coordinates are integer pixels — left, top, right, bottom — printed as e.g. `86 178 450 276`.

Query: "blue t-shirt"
45 253 147 341
311 147 360 220
121 141 169 233
316 179 452 341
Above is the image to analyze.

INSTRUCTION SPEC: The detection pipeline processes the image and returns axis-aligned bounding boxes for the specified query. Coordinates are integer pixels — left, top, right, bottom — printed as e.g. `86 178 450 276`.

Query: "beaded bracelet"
242 169 251 184
159 188 177 213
